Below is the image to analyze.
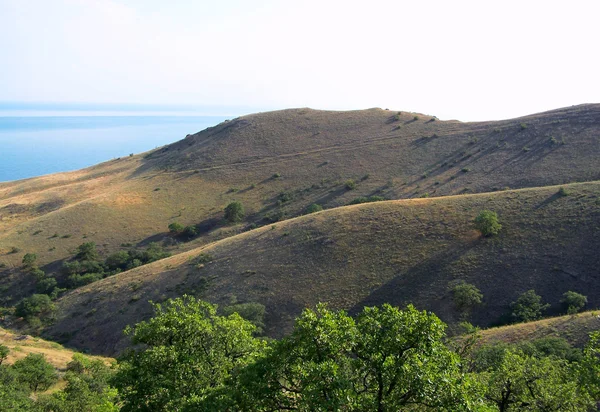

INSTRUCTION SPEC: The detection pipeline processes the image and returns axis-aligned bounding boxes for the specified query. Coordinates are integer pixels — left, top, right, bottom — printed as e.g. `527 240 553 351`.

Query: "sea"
0 104 247 182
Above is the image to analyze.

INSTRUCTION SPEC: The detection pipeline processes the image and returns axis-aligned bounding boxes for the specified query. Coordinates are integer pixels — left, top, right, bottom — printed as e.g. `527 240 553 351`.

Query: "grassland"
1 105 599 305
475 310 600 348
0 104 598 355
43 180 600 354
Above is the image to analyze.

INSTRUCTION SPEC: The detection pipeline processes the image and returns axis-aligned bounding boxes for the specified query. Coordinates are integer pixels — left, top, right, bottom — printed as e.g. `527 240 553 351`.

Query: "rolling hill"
45 180 600 354
0 104 598 355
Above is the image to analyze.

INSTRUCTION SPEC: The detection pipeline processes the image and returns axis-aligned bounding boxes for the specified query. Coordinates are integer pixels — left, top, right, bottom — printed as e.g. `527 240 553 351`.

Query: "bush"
36 277 57 295
0 344 9 366
510 290 549 322
12 353 58 392
224 201 245 223
558 187 570 197
474 210 502 236
451 282 483 315
344 179 357 190
349 196 385 205
305 203 323 214
105 251 131 270
68 273 103 288
168 222 184 233
15 294 54 319
21 253 37 269
561 291 587 314
75 242 99 261
183 226 198 238
221 302 266 334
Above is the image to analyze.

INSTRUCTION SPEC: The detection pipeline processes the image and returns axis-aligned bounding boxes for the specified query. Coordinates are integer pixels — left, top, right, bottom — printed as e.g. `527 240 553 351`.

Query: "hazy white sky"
1 0 598 120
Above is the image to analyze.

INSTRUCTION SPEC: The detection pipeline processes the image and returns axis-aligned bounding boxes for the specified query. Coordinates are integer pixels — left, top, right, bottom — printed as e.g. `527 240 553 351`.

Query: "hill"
476 310 600 349
43 180 600 354
1 104 599 307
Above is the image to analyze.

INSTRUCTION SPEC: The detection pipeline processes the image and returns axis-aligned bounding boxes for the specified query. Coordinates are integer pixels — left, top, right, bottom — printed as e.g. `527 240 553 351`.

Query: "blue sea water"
0 115 230 182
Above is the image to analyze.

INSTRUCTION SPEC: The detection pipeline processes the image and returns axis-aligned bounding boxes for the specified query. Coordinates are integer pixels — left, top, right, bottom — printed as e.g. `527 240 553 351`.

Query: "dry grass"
1 104 599 307
43 180 600 355
476 310 600 348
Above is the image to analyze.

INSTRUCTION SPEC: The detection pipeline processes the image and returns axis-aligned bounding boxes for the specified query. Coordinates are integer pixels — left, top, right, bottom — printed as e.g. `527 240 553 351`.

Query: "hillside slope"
45 180 600 354
1 105 599 305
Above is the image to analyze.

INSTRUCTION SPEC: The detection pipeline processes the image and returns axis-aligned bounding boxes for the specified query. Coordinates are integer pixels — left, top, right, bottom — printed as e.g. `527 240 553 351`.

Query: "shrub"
36 277 57 295
22 253 37 269
305 203 323 214
510 290 549 322
68 273 103 288
183 225 198 238
31 268 46 282
105 251 131 270
0 344 8 365
558 187 570 197
221 302 266 334
474 210 502 236
272 172 281 179
349 196 385 205
561 291 587 314
15 294 55 319
168 222 184 233
75 242 99 261
224 201 245 223
451 282 483 315
344 179 357 190
12 353 58 392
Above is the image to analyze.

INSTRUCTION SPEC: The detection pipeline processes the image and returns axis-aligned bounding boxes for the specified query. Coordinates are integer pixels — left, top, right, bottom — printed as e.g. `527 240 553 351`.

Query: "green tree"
221 302 266 334
183 225 198 238
37 353 118 412
21 253 37 270
561 291 587 314
224 201 245 223
105 251 130 271
451 281 483 317
510 289 549 322
76 242 99 261
12 353 58 392
474 210 502 236
234 304 476 411
0 365 34 411
305 203 323 214
14 294 54 319
168 222 184 233
480 349 592 411
36 277 58 295
113 296 264 411
0 345 8 366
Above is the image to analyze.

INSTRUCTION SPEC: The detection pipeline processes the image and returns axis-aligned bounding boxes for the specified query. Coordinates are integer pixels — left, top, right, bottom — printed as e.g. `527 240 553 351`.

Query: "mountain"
0 104 598 354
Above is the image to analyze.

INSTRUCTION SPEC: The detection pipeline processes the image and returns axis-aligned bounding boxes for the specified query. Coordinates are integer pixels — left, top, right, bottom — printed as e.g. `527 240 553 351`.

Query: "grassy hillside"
1 105 599 306
475 310 600 349
0 326 113 394
43 180 600 354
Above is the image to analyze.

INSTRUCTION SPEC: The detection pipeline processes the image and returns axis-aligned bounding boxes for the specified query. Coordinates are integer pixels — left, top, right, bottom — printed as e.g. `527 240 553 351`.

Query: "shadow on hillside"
535 192 563 209
348 238 479 318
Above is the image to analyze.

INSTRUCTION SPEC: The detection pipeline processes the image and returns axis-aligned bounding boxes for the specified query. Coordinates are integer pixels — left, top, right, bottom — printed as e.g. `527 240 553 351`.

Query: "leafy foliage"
510 289 550 322
168 222 184 233
304 203 323 214
474 210 502 236
233 304 474 411
451 281 483 315
12 353 58 392
224 201 245 223
15 293 54 319
113 296 264 411
561 291 587 314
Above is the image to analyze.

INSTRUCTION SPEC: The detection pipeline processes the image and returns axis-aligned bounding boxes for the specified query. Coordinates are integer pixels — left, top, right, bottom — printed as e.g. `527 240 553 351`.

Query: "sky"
1 0 599 121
